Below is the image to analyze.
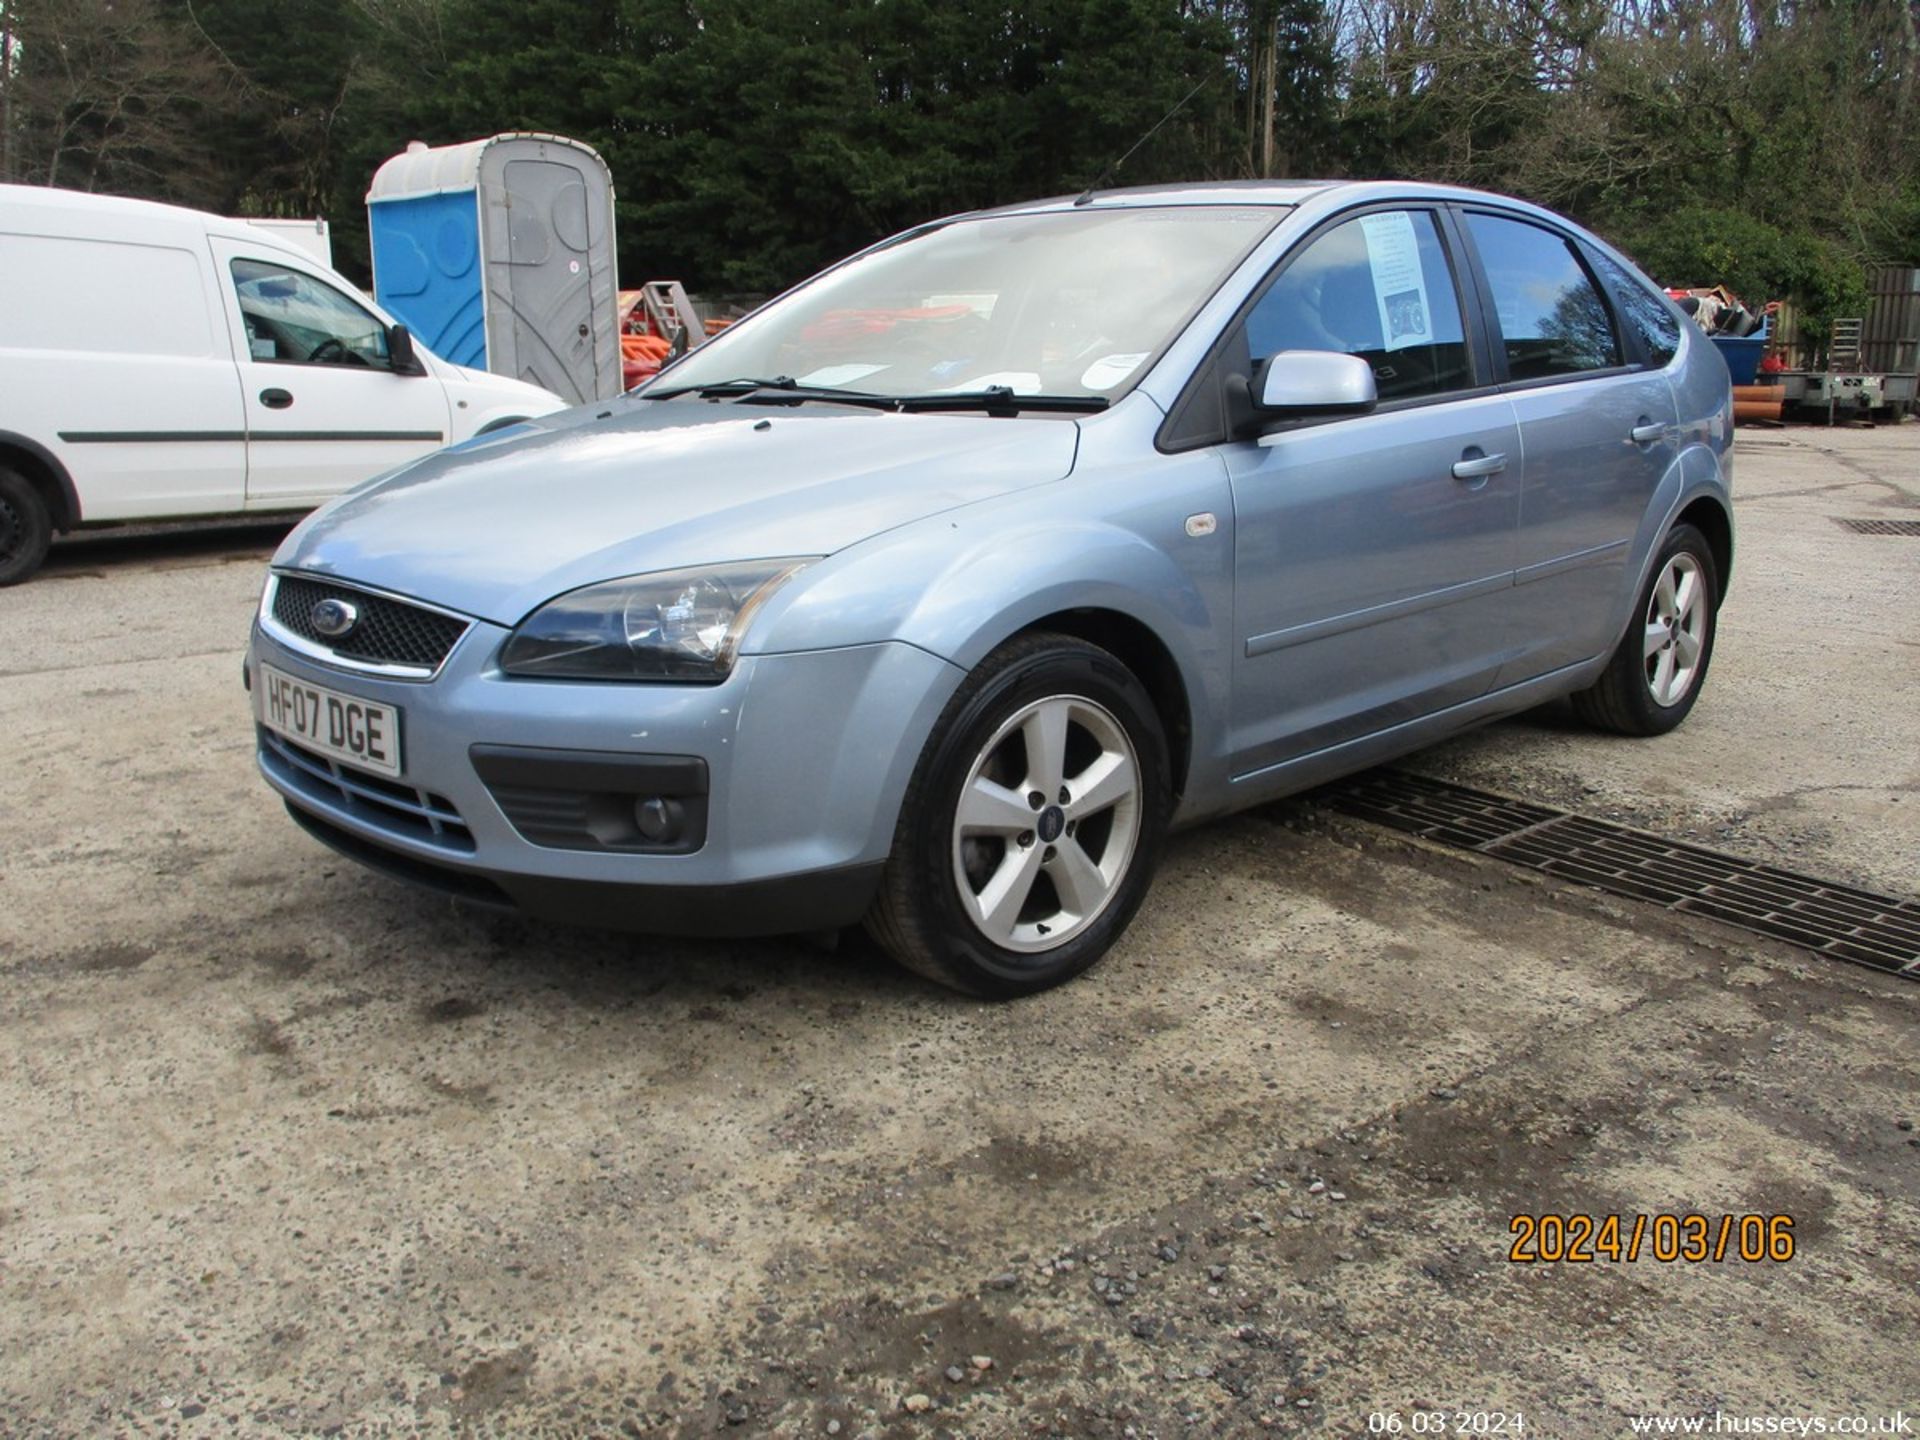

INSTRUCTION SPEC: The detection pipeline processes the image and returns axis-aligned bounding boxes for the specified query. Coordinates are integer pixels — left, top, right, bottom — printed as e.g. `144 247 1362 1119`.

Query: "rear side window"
1466 213 1621 380
1241 209 1472 402
1592 252 1682 368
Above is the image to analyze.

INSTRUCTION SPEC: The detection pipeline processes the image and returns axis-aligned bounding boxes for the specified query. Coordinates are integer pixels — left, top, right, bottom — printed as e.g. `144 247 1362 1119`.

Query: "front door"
209 239 450 509
1220 207 1521 776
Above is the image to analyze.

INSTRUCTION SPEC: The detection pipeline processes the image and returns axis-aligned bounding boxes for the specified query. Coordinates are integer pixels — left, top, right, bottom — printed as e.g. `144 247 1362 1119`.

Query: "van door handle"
1629 420 1666 444
259 388 294 410
1451 450 1508 480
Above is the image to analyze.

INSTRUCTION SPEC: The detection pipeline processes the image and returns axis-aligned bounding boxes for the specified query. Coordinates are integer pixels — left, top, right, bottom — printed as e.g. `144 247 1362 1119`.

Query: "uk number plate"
256 663 402 778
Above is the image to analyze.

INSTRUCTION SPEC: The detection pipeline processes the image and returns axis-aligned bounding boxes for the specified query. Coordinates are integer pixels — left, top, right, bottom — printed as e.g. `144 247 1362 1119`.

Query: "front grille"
271 574 469 670
260 728 474 853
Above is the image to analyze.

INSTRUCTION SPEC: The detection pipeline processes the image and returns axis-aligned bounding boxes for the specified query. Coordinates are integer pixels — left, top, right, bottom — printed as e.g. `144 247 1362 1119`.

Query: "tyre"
865 631 1172 998
0 468 53 586
1570 523 1719 736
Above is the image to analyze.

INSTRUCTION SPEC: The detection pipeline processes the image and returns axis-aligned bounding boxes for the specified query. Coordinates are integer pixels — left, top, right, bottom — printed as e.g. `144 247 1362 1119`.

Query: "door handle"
259 388 294 410
1629 420 1666 444
1451 450 1508 480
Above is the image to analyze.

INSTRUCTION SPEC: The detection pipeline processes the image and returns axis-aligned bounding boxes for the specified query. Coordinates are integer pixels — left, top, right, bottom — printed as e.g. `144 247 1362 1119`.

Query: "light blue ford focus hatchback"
248 181 1733 996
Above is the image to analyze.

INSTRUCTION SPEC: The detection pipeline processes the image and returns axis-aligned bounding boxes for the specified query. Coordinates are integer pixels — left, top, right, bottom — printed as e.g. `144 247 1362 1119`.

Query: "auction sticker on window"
257 663 402 778
1359 211 1433 352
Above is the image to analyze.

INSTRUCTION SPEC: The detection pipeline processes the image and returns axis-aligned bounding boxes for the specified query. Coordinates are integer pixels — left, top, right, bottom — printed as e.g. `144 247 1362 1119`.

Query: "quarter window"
1466 214 1621 380
1592 252 1682 368
230 259 394 369
1241 209 1472 402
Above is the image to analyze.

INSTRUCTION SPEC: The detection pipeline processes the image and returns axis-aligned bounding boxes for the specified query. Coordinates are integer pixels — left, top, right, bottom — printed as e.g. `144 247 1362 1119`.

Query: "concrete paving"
0 427 1914 1437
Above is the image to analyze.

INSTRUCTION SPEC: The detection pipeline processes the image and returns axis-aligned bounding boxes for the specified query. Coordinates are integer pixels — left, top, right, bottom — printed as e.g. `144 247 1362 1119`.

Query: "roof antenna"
1074 75 1213 207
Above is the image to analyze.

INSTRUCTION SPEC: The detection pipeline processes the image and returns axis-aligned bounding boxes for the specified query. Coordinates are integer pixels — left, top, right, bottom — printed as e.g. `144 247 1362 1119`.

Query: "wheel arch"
1009 607 1194 803
0 430 81 531
1674 493 1733 604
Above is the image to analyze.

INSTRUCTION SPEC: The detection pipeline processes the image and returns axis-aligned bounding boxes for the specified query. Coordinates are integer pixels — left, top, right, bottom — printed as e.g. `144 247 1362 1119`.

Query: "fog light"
634 796 685 844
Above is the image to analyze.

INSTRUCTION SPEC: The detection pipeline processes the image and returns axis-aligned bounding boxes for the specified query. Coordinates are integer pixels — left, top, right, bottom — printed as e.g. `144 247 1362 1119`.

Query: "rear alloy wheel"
0 469 54 587
865 632 1171 997
1571 522 1719 736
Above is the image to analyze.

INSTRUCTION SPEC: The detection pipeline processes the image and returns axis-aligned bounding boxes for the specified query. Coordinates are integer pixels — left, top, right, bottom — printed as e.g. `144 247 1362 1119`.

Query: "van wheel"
1571 523 1719 736
0 469 53 586
864 632 1171 998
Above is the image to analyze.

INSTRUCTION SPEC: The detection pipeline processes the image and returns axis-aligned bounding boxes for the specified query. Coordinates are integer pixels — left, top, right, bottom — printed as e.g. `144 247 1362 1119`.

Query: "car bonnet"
272 400 1081 627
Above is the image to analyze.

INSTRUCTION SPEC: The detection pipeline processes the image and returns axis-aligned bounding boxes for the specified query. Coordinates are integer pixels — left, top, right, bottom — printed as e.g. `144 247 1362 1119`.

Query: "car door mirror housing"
1253 351 1378 416
387 323 427 376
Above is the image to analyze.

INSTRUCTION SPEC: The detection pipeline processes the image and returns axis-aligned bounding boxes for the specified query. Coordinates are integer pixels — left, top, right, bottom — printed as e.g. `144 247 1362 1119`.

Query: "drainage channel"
1834 516 1920 536
1307 769 1920 981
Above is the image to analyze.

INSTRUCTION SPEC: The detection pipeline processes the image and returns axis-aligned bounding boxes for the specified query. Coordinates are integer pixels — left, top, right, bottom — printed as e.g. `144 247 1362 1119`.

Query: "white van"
0 185 567 584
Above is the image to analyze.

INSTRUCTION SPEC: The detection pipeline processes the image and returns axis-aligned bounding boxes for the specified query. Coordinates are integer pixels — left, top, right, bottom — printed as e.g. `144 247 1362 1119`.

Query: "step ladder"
1827 317 1863 371
1825 318 1865 424
640 281 706 352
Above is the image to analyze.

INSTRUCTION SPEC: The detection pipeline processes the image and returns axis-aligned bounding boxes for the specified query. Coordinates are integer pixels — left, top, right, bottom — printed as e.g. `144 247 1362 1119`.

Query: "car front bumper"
246 618 964 936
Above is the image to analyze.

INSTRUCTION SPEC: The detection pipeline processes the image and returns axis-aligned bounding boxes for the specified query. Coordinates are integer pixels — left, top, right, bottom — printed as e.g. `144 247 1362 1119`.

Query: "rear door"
208 238 451 508
1457 210 1679 680
1217 205 1523 775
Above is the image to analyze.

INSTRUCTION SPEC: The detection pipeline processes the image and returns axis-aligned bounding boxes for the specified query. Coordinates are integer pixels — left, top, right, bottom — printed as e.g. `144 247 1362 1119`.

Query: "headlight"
498 559 815 681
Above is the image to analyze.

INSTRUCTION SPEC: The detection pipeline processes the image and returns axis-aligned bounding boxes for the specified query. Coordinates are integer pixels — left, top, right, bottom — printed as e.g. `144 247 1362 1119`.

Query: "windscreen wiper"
643 375 795 399
644 378 1109 415
891 386 1110 415
644 376 892 408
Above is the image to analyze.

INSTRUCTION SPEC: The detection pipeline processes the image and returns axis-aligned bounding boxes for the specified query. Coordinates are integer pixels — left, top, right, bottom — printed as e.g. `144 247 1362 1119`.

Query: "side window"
230 259 393 369
1241 209 1472 402
1591 251 1681 368
1465 213 1621 380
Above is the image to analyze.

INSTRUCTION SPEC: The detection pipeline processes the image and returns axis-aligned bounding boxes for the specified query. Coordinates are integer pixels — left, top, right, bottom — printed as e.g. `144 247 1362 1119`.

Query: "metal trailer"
1769 369 1917 421
1768 314 1917 422
365 133 620 406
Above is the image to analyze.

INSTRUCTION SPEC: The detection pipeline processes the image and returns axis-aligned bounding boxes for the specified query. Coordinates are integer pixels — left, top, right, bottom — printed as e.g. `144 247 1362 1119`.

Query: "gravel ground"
0 425 1915 1438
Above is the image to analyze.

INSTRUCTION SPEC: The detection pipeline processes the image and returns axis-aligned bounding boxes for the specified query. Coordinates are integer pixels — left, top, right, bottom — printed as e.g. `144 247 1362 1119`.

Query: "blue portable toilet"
366 133 620 405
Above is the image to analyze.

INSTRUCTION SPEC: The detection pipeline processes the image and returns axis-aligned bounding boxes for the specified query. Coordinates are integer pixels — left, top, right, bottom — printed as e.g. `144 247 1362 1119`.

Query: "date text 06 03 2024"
1508 1213 1796 1264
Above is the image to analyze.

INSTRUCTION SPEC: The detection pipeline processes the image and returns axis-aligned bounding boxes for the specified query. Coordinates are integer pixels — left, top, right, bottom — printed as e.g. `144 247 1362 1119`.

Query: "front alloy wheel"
950 695 1142 952
866 632 1171 997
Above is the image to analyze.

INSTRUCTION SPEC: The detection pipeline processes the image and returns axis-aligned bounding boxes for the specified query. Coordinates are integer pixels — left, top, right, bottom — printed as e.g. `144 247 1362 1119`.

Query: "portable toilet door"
367 133 620 405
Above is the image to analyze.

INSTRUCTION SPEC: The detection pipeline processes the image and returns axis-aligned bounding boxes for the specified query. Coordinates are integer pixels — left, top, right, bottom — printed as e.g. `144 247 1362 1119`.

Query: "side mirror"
667 323 690 361
1251 350 1377 419
387 323 427 376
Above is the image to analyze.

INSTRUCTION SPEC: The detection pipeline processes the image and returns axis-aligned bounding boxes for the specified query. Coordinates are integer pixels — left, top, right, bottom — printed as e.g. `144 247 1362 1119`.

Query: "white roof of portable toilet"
365 132 611 204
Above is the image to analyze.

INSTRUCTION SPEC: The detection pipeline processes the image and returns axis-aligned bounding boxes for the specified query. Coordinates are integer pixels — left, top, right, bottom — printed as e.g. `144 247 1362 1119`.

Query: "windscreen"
653 206 1284 402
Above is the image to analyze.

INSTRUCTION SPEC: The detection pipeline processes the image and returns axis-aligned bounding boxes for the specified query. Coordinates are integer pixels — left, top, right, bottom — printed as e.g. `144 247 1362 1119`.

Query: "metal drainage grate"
1834 517 1920 536
1308 770 1920 980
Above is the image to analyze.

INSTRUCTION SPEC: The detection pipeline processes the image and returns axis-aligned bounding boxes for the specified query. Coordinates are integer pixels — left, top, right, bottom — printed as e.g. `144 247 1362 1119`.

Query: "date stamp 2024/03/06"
1507 1213 1796 1264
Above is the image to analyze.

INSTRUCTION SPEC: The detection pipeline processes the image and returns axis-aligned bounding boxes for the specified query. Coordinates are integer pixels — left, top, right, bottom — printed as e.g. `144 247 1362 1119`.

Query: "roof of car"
978 180 1338 216
0 183 324 267
979 178 1551 217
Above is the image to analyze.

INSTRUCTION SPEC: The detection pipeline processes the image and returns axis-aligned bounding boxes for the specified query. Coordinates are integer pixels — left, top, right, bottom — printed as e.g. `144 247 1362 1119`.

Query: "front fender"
748 455 1238 816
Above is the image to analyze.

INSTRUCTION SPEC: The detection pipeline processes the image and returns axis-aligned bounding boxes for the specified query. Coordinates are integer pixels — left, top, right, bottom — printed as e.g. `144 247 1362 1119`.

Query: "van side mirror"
1238 351 1377 433
387 323 427 376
